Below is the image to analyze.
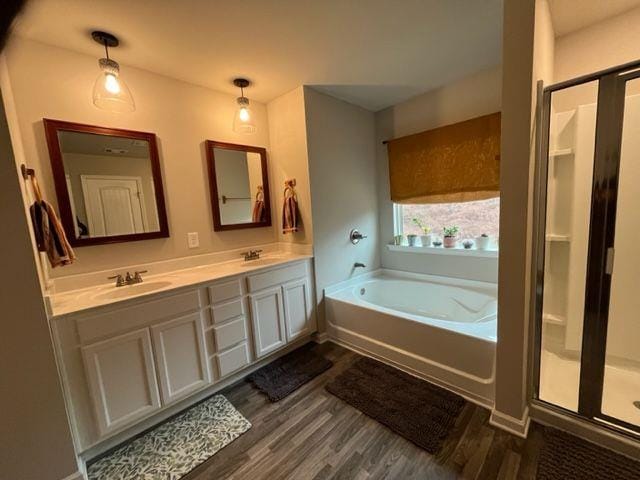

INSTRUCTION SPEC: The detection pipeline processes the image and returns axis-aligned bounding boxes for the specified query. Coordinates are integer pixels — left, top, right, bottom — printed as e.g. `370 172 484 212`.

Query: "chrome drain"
634 401 640 410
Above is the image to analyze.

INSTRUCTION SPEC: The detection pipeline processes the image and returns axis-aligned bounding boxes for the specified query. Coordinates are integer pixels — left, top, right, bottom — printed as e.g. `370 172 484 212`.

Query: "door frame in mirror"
43 118 170 247
205 140 271 231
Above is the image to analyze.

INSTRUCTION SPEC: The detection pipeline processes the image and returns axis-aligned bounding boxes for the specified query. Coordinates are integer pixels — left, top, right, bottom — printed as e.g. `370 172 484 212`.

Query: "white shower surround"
325 270 497 406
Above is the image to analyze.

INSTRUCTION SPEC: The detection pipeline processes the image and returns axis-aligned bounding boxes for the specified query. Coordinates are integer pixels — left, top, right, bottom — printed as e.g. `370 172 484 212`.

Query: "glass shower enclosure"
533 60 640 437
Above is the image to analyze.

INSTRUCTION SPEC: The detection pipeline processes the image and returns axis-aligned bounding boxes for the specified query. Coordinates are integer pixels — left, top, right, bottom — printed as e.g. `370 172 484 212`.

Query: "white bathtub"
325 270 497 405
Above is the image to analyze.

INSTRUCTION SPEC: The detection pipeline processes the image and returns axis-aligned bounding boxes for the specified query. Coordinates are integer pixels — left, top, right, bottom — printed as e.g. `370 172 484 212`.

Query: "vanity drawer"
213 316 247 351
211 298 244 324
208 279 243 304
216 342 250 378
77 289 203 344
247 262 307 292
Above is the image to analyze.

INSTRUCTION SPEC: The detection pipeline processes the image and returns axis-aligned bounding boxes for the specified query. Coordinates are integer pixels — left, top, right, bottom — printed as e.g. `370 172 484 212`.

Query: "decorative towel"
282 183 299 234
30 200 76 268
252 186 266 223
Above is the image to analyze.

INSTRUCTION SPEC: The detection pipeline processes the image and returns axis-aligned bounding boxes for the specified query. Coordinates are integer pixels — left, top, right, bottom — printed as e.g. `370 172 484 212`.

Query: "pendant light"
233 78 256 134
91 31 135 113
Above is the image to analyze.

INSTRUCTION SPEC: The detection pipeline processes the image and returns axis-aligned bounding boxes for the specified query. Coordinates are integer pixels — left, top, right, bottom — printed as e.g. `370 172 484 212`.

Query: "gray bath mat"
325 356 465 453
247 342 333 401
87 395 251 480
537 427 640 480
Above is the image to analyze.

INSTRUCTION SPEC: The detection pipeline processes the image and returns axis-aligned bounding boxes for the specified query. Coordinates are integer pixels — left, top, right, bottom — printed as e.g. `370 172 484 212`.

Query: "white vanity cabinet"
51 257 315 453
151 312 210 405
81 328 161 436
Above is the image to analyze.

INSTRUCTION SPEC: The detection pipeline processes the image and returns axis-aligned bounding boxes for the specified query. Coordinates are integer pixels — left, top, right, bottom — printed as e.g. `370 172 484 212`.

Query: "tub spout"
354 262 366 269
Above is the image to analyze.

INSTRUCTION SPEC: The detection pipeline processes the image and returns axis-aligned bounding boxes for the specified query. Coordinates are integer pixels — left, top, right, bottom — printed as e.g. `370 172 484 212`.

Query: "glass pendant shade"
92 58 135 113
233 96 256 134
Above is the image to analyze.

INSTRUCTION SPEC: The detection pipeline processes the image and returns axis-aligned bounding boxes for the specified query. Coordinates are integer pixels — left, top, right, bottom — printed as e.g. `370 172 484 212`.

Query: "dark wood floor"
185 342 545 480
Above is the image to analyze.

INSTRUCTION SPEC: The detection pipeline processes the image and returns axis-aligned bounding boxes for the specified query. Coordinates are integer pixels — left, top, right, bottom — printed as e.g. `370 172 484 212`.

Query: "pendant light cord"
103 41 110 60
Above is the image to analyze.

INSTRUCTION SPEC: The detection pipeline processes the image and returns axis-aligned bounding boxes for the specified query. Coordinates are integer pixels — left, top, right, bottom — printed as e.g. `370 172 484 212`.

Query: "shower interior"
534 61 640 437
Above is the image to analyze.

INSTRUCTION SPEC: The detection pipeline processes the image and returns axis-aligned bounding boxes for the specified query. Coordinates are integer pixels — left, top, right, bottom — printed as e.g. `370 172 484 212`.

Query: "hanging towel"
30 200 76 268
282 183 299 234
252 186 266 223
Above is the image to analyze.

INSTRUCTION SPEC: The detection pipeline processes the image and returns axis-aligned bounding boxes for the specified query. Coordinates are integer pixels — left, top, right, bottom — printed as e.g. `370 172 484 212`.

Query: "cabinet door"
283 278 313 341
82 328 161 437
151 312 210 405
250 287 286 358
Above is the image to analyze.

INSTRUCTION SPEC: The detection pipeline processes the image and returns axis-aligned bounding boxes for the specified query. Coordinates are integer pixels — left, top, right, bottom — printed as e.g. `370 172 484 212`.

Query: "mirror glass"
44 120 169 246
207 141 271 231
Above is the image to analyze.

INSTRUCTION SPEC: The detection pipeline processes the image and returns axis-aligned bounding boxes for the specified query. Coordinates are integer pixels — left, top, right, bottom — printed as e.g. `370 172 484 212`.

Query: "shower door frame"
531 60 640 438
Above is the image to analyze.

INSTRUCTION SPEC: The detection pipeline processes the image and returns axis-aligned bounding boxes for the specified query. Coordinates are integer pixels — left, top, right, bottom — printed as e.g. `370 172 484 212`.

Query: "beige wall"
266 86 313 244
555 6 640 82
0 90 79 480
4 37 277 278
494 0 537 423
304 87 378 330
375 66 502 282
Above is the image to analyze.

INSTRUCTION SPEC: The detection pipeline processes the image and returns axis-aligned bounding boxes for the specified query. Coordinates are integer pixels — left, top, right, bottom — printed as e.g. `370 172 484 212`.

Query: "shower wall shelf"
545 234 571 242
543 313 566 326
549 148 574 157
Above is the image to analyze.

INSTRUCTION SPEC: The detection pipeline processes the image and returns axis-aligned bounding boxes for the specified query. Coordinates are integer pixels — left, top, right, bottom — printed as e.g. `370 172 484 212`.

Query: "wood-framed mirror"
206 140 271 231
43 119 169 247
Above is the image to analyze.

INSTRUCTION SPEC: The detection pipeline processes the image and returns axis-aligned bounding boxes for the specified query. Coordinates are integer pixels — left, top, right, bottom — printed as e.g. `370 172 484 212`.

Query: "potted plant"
476 233 491 250
462 239 474 249
443 226 459 248
407 234 419 247
412 218 432 247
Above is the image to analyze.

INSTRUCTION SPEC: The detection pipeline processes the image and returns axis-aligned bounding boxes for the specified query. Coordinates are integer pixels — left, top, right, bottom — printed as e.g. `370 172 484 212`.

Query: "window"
397 197 500 241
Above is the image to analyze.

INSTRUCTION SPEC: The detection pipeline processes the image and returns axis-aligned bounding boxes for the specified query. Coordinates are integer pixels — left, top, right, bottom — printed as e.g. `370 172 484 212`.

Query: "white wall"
304 87 378 330
4 37 277 277
375 66 502 283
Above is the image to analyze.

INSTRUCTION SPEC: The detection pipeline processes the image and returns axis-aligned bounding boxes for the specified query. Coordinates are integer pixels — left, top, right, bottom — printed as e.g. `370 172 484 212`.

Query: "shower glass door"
599 74 640 431
535 63 640 437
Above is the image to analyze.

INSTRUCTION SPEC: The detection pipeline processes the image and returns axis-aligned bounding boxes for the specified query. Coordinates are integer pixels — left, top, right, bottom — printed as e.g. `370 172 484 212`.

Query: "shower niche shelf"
549 148 574 158
546 233 571 242
543 313 566 326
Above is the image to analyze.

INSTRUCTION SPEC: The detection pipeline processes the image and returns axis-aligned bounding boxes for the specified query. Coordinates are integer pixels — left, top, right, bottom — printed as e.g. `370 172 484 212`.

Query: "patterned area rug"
247 342 333 401
537 427 640 480
326 356 466 454
87 395 251 480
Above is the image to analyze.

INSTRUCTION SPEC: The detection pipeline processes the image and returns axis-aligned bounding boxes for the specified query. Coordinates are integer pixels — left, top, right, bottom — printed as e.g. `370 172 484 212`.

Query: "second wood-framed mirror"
206 140 271 231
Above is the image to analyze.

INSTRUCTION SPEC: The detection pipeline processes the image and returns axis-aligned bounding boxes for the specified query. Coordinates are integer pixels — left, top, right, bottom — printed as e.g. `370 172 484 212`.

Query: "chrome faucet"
108 274 126 287
108 270 147 287
241 249 262 261
354 262 366 269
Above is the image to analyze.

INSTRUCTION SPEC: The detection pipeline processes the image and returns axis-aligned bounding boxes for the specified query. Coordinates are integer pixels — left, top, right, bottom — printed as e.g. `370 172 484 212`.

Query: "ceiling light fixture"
232 78 256 134
91 31 135 113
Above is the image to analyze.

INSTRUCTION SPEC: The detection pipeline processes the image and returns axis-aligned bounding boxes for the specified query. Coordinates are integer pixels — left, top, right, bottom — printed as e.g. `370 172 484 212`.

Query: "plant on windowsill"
443 226 459 248
412 217 432 247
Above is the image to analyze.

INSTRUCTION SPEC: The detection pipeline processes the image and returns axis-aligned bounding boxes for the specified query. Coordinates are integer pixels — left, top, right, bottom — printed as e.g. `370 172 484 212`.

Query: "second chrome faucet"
108 270 147 287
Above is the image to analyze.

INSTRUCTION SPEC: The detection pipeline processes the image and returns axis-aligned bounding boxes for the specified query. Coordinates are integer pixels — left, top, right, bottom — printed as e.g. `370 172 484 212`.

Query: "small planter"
462 240 474 249
443 236 457 248
407 234 419 247
420 234 433 247
475 235 491 250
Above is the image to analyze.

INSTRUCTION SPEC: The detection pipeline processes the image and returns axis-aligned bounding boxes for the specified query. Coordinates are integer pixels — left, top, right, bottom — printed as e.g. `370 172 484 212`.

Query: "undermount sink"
240 257 284 267
93 280 174 301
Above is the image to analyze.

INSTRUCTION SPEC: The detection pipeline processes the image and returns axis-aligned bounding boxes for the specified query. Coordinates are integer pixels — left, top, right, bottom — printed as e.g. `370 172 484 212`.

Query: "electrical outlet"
187 232 199 249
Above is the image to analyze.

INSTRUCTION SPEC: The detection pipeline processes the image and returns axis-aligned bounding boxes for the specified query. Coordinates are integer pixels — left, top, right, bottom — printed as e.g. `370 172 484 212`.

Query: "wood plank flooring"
185 342 546 480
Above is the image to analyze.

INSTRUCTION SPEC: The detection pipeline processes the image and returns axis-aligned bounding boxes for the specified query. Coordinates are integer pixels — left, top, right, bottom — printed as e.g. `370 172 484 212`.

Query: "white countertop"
46 252 312 317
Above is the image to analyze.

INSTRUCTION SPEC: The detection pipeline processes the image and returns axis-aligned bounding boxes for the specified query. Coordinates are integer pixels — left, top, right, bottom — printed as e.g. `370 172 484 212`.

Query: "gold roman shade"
387 112 501 204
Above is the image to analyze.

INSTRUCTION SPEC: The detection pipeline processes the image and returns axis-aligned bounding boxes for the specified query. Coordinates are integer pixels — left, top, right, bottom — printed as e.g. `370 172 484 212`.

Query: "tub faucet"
354 262 366 269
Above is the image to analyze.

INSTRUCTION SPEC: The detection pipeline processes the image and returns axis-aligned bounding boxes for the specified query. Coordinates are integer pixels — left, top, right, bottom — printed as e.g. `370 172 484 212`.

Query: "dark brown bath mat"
247 342 333 402
537 427 640 480
325 356 466 453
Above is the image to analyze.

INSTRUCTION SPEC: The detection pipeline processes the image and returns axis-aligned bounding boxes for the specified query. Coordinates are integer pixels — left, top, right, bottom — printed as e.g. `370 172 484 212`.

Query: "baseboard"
312 331 329 344
60 471 86 480
490 406 531 438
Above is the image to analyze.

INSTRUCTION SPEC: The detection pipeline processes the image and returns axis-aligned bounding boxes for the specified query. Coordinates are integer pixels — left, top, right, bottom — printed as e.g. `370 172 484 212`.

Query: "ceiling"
549 0 640 37
12 0 502 111
59 131 150 158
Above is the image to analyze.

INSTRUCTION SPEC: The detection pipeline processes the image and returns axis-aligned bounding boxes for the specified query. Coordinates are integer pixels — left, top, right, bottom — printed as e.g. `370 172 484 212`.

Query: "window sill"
386 244 498 258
